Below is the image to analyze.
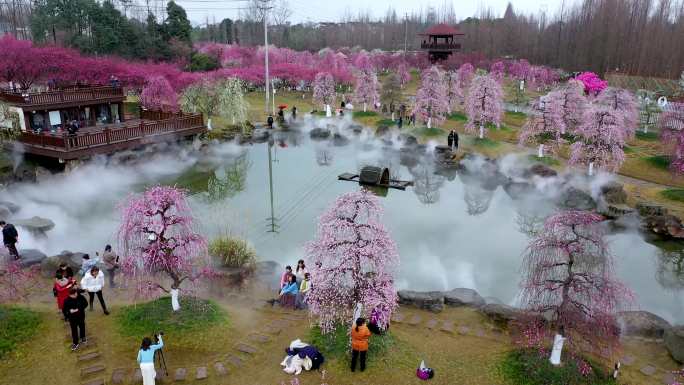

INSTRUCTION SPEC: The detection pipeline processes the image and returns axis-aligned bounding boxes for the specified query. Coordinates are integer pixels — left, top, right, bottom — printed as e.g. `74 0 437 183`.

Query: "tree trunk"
391 112 395 120
325 104 332 117
643 125 648 134
549 333 566 365
207 118 213 130
171 288 180 311
427 117 432 129
363 102 367 112
588 162 594 176
479 125 484 139
538 144 544 158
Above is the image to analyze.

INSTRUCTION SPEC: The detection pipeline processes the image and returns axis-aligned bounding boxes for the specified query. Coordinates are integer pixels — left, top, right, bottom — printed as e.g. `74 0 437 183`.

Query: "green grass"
499 349 615 385
506 111 527 119
353 111 379 118
116 297 226 337
309 324 395 367
623 146 635 153
527 155 560 166
375 118 396 128
448 112 468 122
635 131 659 141
644 155 671 170
660 188 684 202
411 126 445 137
472 137 500 148
0 306 42 359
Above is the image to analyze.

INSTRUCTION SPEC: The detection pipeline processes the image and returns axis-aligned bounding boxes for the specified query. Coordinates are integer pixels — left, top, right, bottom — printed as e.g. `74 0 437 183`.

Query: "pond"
2 115 683 324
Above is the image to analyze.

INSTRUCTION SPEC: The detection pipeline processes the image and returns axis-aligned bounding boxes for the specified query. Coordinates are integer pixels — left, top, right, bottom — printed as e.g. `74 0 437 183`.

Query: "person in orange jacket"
351 317 371 372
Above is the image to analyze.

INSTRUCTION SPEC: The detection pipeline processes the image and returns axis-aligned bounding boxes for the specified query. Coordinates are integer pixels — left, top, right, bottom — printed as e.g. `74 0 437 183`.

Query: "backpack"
416 360 434 380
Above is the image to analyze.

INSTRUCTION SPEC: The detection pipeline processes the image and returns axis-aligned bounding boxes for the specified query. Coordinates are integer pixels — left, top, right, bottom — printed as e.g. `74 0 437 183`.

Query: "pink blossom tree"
597 87 639 139
519 210 632 364
445 71 464 113
465 74 504 139
140 76 179 113
456 62 475 88
519 93 566 157
556 80 588 135
117 186 211 311
415 66 450 128
576 72 608 96
397 63 411 89
490 61 506 82
313 72 336 117
353 69 380 112
569 106 627 175
0 261 40 303
659 110 684 175
305 191 399 334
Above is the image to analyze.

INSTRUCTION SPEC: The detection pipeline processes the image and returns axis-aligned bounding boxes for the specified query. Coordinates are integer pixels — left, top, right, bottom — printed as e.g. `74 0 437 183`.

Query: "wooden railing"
421 43 461 50
19 114 204 151
0 86 124 106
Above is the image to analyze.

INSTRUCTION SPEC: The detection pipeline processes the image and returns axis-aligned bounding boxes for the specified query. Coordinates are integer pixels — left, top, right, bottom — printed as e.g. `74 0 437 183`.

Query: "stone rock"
526 164 558 178
601 181 628 205
174 368 187 381
643 214 684 239
0 205 11 221
196 367 208 380
68 252 89 267
444 288 486 308
401 134 418 146
375 125 390 137
349 124 363 134
35 166 52 183
14 216 55 234
503 181 535 200
214 362 227 376
0 201 19 213
18 249 47 267
480 303 522 326
309 127 331 139
558 187 596 210
664 325 684 363
637 202 668 217
251 128 270 143
40 251 86 278
111 368 126 384
618 311 671 339
397 290 444 312
484 296 504 305
332 133 350 146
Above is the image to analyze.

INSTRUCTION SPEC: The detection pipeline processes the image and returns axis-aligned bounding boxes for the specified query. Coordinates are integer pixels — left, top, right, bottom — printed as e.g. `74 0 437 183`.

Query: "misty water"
2 115 683 323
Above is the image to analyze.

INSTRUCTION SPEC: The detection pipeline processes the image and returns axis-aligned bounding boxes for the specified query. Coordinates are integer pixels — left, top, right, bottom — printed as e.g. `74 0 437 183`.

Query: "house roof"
420 23 464 36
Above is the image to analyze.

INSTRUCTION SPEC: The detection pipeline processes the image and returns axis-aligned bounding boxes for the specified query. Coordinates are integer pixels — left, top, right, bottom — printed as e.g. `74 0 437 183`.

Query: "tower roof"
420 23 464 36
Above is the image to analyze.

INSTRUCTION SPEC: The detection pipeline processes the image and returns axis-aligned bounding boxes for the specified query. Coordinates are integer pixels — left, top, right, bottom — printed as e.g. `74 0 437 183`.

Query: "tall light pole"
404 12 408 56
258 0 273 114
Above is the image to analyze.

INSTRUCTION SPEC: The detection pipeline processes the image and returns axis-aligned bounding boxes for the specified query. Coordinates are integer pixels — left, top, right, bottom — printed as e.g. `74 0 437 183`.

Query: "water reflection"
463 185 495 216
656 248 684 290
410 163 446 205
206 153 251 202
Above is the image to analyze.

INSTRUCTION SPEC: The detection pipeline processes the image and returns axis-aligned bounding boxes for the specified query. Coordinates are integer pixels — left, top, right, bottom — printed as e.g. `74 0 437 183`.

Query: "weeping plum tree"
0 261 40 304
305 191 399 334
456 62 475 88
519 93 565 158
354 68 380 112
519 210 631 365
380 72 401 119
465 74 504 139
313 72 336 117
445 70 464 114
415 66 449 129
569 106 627 176
140 76 179 112
490 61 506 82
556 80 587 135
180 77 249 130
397 63 411 89
597 87 639 139
117 186 213 311
659 110 684 175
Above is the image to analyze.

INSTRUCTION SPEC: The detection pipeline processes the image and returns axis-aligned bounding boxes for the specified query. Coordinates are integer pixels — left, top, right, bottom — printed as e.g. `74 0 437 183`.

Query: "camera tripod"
153 333 168 376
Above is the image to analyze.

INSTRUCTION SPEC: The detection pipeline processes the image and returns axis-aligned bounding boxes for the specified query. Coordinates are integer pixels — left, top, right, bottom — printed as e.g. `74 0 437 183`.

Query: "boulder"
349 124 363 134
69 252 89 267
558 187 596 210
484 296 504 305
643 214 684 239
375 125 390 137
617 311 671 339
401 134 418 147
397 290 444 312
637 202 668 217
600 181 628 205
18 249 48 267
480 303 522 326
332 133 350 146
41 251 85 278
0 205 11 221
14 216 55 234
0 201 19 213
444 288 486 308
526 164 558 178
503 181 535 200
665 326 684 363
251 128 270 143
309 127 331 140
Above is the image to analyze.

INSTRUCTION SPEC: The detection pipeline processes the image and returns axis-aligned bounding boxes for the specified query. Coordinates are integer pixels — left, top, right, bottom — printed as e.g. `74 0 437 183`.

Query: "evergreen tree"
164 1 192 44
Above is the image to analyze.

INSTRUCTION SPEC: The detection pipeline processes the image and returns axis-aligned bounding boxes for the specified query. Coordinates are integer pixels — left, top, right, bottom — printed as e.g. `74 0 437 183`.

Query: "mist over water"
2 115 683 322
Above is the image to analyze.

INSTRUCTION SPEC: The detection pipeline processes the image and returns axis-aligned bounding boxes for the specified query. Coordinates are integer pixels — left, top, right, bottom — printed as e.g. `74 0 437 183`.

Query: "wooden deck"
0 86 125 109
16 114 206 160
338 173 414 190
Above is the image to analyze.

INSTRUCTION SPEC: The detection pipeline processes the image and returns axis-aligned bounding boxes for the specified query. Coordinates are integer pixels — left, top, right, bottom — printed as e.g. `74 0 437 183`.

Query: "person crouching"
279 274 298 309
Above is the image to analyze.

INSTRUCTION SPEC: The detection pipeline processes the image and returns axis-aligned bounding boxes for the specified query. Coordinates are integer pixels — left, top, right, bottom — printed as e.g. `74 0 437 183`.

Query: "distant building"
419 23 465 63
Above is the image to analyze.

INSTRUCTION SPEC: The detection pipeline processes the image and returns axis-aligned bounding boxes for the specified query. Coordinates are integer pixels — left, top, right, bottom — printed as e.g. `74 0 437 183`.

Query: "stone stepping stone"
391 313 405 323
408 315 422 326
262 326 281 335
426 319 439 329
196 367 208 380
78 351 100 362
640 365 657 376
175 368 187 381
440 320 455 333
235 343 258 354
214 362 228 376
458 326 471 335
111 368 127 384
248 334 271 344
81 364 105 377
80 379 104 385
663 373 676 385
227 355 244 367
621 355 635 366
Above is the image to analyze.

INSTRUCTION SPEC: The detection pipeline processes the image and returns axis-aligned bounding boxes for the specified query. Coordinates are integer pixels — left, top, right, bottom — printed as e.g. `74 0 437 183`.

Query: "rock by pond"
444 288 486 308
479 303 524 326
14 216 55 235
617 310 671 339
600 181 628 205
41 251 87 278
332 133 350 146
17 249 48 267
398 290 444 312
525 163 558 178
665 326 684 363
558 187 596 210
252 128 270 143
309 127 331 140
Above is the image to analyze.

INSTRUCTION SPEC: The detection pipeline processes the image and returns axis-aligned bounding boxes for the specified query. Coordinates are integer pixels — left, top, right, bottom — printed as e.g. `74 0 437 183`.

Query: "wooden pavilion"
419 23 465 62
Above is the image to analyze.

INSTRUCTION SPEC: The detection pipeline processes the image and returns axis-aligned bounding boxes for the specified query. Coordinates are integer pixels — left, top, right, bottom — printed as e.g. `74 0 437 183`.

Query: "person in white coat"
80 266 110 315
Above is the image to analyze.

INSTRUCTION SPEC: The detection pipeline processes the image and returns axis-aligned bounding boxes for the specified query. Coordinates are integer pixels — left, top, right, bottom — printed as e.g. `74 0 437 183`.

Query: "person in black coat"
63 288 88 351
291 106 297 120
267 115 274 129
0 220 19 259
447 131 454 148
452 130 459 150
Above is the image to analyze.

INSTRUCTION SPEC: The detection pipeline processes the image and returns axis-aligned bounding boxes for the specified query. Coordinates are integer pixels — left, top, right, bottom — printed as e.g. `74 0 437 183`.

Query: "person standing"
447 130 454 148
55 273 76 320
63 288 88 351
296 272 311 309
102 245 119 288
453 130 459 150
351 317 371 372
291 106 297 120
80 266 109 315
267 115 274 129
138 335 164 385
0 221 19 260
79 254 99 276
294 259 307 283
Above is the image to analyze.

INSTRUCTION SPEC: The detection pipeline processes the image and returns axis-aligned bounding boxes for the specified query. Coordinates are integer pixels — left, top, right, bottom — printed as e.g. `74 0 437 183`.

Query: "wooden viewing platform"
0 86 125 109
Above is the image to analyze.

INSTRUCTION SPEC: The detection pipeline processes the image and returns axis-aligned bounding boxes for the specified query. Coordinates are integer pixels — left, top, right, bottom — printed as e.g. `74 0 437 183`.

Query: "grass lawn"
499 349 615 385
527 155 561 166
0 306 42 359
660 189 684 202
411 126 446 138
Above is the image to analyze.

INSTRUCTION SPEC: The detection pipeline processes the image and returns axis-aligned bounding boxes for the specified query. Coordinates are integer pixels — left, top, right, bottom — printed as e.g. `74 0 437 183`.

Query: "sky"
169 0 565 26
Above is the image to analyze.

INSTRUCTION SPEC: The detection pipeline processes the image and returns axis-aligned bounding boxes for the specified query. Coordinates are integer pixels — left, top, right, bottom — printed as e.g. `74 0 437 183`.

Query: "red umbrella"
278 104 288 109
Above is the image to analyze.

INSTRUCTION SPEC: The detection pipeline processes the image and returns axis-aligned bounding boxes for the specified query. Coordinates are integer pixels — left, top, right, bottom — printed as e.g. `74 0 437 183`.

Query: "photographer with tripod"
137 332 164 385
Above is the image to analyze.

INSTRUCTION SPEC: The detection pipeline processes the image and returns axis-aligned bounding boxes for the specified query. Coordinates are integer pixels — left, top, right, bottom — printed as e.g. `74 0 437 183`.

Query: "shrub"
0 306 42 358
635 131 659 141
448 112 467 121
644 155 670 170
187 52 220 72
209 236 256 268
527 155 560 166
499 349 615 385
660 189 684 202
353 111 378 118
116 297 225 337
